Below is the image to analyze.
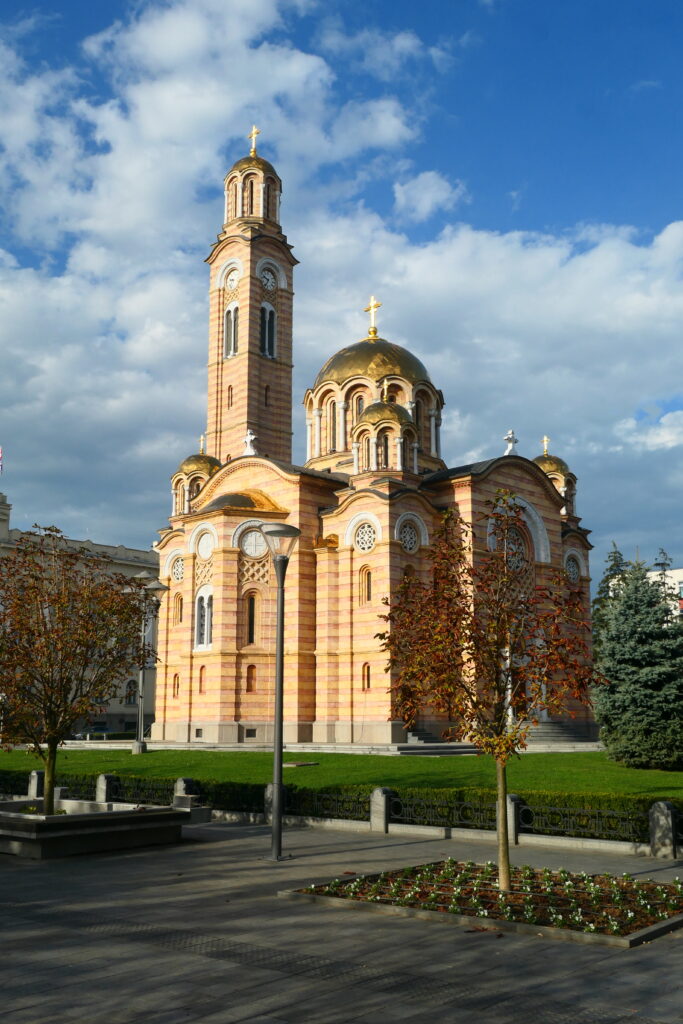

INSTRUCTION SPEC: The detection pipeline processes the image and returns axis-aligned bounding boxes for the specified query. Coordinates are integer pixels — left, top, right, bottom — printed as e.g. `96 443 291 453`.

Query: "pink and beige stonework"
151 145 593 747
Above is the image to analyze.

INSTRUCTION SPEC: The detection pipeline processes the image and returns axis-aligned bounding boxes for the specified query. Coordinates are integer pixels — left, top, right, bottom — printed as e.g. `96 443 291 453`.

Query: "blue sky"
1 0 683 582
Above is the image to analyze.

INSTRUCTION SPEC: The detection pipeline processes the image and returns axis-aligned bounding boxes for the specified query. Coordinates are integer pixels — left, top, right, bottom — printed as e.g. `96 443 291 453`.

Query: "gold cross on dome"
364 295 381 337
541 435 550 456
248 124 261 156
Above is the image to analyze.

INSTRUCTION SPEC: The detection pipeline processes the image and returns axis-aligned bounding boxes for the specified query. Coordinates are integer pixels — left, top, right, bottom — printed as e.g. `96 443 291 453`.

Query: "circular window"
565 555 581 583
506 528 527 573
171 558 184 582
399 521 419 553
240 529 267 558
197 533 214 560
354 523 376 553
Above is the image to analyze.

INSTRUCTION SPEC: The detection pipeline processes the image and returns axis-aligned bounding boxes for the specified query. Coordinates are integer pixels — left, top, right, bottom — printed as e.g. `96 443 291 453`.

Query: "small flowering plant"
299 863 683 938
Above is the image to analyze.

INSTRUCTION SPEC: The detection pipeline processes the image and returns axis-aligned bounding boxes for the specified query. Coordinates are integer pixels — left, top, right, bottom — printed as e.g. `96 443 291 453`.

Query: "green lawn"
1 748 683 798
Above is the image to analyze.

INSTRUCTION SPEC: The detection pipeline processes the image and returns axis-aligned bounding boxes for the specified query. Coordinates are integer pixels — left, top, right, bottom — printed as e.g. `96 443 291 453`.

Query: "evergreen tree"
593 559 683 770
591 542 628 659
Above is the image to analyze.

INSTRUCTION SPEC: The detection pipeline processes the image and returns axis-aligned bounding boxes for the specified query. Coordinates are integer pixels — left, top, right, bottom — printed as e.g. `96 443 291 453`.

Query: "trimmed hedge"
0 768 31 795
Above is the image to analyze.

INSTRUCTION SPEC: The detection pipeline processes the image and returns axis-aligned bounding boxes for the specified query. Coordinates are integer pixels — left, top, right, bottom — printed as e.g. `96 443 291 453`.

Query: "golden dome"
356 401 414 427
226 154 280 182
314 338 431 389
177 453 222 477
533 453 570 476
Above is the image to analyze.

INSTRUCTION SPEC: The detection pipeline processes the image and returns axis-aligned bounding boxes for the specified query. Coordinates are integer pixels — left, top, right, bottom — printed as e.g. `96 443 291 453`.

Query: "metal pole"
132 601 148 755
271 554 288 860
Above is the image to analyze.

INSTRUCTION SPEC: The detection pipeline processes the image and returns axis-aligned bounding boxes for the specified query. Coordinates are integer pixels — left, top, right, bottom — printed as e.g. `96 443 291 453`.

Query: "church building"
151 134 593 746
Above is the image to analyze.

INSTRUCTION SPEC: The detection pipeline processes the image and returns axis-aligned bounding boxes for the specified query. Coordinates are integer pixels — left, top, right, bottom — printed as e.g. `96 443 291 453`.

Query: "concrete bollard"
370 788 394 833
96 774 117 803
28 770 44 798
649 801 677 859
506 794 522 846
174 778 197 797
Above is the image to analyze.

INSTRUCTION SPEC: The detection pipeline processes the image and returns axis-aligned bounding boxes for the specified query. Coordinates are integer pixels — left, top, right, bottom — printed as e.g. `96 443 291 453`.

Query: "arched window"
328 400 337 452
224 306 238 357
246 664 256 693
359 566 372 605
124 680 137 705
246 593 258 645
377 431 390 470
362 663 371 690
264 385 270 407
260 305 276 357
198 666 206 694
265 181 272 219
362 435 370 471
228 385 233 409
172 674 180 698
355 395 365 422
189 478 202 501
195 588 213 648
174 483 185 516
229 180 237 219
244 176 255 216
414 398 424 438
173 593 183 625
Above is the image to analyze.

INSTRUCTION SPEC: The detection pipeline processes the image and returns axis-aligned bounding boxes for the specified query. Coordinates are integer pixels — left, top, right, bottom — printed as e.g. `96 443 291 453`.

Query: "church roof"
314 338 431 389
533 453 571 476
356 401 414 427
176 453 222 477
226 154 280 181
202 493 259 511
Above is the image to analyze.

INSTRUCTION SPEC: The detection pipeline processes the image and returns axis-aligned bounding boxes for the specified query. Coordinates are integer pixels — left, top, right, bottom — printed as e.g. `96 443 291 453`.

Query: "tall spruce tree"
591 542 628 659
593 558 683 770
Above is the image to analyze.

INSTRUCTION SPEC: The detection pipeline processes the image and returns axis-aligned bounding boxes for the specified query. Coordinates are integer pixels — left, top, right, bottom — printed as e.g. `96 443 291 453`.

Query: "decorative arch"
563 546 588 577
344 511 383 548
394 512 429 547
231 518 266 549
255 256 287 289
188 521 219 555
486 497 551 564
163 547 186 577
216 258 244 289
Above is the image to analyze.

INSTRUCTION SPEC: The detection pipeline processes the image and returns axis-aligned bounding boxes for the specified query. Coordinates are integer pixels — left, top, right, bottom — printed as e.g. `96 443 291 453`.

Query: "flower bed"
293 860 683 946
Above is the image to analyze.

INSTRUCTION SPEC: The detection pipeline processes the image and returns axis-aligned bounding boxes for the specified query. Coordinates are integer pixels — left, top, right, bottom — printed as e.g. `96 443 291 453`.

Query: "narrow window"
228 385 233 409
264 385 270 407
267 309 275 357
206 595 213 645
362 663 371 690
189 478 201 500
363 435 370 471
174 484 184 515
247 594 256 644
246 664 256 693
355 395 364 422
172 674 180 698
378 432 389 470
224 309 232 358
265 182 272 218
196 596 206 646
246 178 254 215
414 398 424 438
260 307 267 355
198 666 206 694
230 181 237 219
173 593 183 625
359 567 372 605
328 401 336 452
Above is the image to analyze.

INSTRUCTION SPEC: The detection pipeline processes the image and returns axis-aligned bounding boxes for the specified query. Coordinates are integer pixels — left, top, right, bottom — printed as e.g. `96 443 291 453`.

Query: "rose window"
171 558 184 582
354 523 376 553
399 521 419 553
565 555 581 583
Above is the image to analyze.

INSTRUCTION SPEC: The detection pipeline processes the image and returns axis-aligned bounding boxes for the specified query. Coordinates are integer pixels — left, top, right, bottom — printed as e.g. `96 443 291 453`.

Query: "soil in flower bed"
300 860 683 937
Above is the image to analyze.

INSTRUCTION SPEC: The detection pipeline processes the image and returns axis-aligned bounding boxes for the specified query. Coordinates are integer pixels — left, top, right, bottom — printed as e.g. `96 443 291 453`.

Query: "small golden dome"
314 338 431 389
533 453 570 476
226 154 280 182
177 453 222 477
357 401 414 427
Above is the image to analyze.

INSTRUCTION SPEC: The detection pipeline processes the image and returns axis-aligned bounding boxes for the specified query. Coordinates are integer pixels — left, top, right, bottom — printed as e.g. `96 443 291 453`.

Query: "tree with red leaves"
0 528 152 813
379 492 598 890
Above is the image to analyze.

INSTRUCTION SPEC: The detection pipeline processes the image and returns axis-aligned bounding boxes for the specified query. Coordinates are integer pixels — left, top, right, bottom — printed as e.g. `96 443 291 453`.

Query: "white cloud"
317 21 449 81
393 171 469 222
616 412 683 451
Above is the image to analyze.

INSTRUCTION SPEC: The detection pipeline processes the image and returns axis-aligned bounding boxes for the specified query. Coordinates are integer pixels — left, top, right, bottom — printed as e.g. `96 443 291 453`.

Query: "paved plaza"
1 822 682 1023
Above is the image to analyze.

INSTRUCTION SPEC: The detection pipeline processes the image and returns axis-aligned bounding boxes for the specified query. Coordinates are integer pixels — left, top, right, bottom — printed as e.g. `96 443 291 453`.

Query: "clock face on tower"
226 269 239 289
261 268 276 291
240 528 267 558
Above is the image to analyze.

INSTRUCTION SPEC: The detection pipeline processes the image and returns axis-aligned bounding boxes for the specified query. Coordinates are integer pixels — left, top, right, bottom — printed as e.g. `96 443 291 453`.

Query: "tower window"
224 305 239 357
173 593 183 625
260 305 276 357
246 593 257 645
359 566 372 605
355 395 365 422
246 664 256 693
378 431 389 470
328 400 336 452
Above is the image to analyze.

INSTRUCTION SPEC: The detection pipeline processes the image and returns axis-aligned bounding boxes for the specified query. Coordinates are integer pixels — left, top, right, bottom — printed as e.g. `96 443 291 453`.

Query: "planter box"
0 800 187 859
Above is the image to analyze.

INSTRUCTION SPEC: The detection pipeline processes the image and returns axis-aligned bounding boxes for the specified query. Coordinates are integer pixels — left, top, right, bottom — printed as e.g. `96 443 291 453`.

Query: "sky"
1 0 683 585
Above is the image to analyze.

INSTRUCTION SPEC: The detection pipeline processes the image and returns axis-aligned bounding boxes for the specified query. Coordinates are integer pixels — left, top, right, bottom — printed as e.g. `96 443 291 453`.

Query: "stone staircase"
525 720 600 745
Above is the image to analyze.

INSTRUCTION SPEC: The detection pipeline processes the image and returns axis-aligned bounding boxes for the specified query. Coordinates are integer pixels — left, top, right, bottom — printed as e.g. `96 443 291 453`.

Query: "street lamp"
131 572 169 755
258 521 301 860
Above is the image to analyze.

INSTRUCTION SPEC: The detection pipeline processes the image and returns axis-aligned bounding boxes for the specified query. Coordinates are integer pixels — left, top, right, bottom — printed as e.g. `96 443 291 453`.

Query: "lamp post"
258 522 301 860
131 572 169 755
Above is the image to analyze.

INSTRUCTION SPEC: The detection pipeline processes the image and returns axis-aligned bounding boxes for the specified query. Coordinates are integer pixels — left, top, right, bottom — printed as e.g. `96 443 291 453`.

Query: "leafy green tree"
0 527 151 812
593 558 683 770
591 542 628 659
379 493 596 890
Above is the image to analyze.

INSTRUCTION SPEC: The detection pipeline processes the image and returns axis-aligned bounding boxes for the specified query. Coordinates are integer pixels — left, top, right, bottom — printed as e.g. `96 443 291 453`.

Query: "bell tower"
205 127 297 465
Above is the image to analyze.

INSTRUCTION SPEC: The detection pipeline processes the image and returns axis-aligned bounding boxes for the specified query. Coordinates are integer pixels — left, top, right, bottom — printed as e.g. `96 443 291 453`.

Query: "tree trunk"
43 739 58 815
496 758 511 891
